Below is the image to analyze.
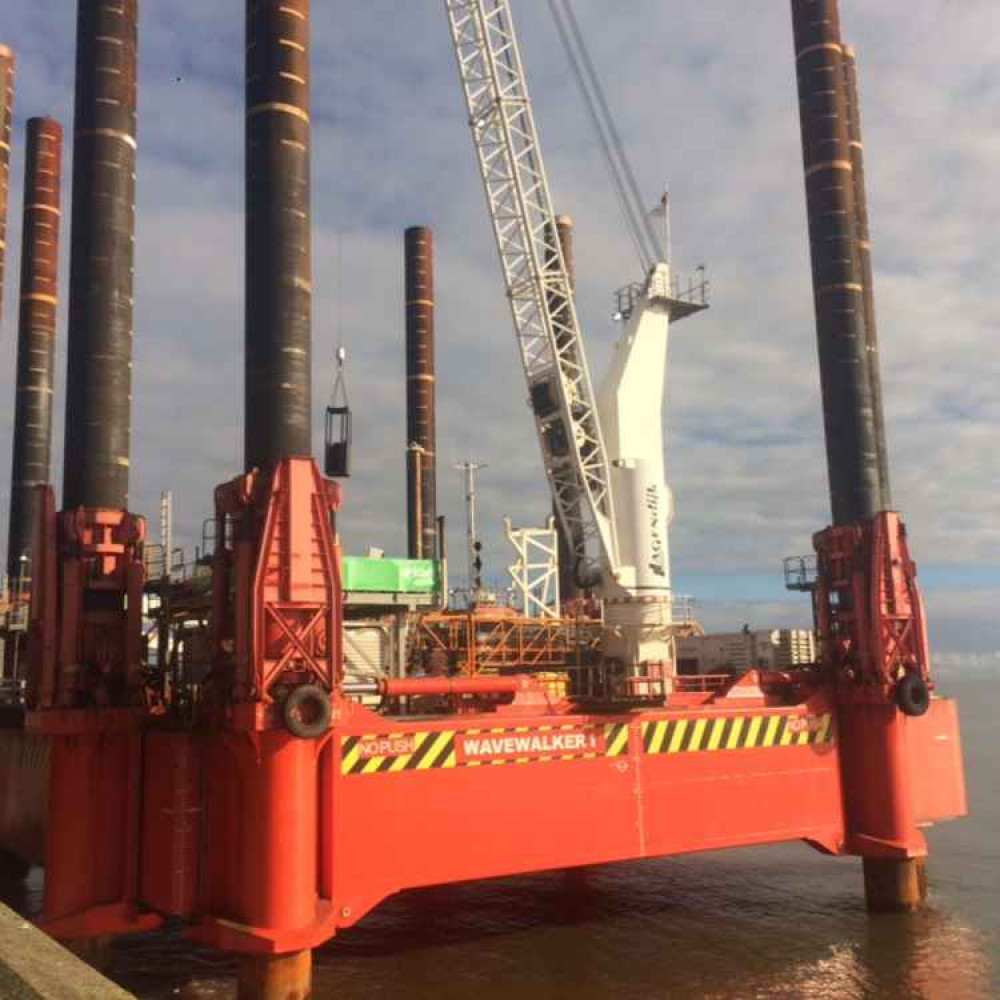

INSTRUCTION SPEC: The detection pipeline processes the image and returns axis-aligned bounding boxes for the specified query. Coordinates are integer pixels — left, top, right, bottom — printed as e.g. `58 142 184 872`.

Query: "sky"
0 1 996 671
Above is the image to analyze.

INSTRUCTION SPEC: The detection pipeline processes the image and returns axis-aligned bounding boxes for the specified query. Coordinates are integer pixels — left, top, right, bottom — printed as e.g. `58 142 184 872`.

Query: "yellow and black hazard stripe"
604 722 629 757
341 721 632 776
641 712 833 756
341 730 457 776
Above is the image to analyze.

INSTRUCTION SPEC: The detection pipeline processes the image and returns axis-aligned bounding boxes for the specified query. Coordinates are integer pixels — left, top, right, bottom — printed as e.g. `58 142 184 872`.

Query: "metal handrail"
674 673 731 694
784 555 818 592
614 269 710 321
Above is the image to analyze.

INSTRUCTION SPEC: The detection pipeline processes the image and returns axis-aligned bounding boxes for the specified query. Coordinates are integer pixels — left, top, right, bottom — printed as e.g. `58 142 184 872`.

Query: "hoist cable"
558 0 663 263
546 0 661 270
330 232 348 408
546 0 648 271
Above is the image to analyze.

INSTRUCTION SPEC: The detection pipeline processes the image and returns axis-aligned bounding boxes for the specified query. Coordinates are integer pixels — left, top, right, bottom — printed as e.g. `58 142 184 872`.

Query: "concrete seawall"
0 903 136 998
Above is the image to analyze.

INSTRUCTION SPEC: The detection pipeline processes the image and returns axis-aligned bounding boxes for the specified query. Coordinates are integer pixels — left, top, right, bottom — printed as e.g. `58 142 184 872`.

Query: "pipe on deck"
405 226 437 560
62 0 138 511
245 0 313 475
7 118 63 579
342 674 542 698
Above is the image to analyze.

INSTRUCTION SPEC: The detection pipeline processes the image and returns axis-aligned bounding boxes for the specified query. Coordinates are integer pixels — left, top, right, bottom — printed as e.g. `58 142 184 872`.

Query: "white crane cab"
597 263 706 674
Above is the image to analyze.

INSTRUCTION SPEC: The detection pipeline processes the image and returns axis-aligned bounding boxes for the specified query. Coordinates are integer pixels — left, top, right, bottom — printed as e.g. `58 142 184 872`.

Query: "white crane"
445 0 707 670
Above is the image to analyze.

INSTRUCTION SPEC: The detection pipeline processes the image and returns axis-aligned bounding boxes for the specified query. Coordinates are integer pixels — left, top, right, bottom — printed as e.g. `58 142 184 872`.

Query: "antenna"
648 187 671 266
454 460 488 600
160 491 173 579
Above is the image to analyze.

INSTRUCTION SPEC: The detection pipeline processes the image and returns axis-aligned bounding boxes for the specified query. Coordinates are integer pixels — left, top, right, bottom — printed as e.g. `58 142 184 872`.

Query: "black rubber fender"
282 684 333 739
895 672 930 717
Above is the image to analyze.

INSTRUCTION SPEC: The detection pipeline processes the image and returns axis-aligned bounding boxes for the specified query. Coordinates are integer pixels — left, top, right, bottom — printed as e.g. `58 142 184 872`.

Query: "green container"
341 557 439 595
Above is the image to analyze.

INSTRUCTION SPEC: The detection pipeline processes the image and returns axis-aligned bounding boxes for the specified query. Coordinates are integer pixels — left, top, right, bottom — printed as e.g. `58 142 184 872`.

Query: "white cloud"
0 1 994 649
933 650 1000 676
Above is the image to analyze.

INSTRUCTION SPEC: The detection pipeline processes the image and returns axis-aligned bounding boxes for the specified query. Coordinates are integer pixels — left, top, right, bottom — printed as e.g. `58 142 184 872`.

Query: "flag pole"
663 187 671 267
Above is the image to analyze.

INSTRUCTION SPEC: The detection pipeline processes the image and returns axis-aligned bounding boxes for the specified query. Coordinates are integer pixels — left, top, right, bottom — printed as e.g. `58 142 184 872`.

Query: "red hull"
0 691 966 951
160 690 962 954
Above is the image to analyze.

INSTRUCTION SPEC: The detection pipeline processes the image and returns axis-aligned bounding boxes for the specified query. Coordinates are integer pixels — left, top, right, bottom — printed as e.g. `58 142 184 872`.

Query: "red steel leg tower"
26 0 155 957
790 0 948 906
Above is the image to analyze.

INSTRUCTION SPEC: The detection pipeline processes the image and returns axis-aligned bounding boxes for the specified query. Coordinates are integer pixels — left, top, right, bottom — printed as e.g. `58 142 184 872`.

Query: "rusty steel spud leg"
238 951 312 1000
863 857 928 913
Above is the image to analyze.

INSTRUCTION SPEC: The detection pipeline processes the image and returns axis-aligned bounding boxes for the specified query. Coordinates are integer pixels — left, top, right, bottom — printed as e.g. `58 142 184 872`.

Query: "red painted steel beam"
382 675 538 697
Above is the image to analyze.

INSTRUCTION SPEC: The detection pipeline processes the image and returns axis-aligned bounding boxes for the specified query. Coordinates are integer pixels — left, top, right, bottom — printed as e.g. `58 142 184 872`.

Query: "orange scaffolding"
409 607 595 676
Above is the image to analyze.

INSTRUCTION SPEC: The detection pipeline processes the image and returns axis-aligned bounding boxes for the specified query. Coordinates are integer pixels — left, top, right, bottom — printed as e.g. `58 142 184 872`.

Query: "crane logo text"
645 485 666 577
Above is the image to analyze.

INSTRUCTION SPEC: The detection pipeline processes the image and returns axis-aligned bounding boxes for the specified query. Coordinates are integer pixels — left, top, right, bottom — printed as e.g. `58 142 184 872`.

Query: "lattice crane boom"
445 0 619 582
